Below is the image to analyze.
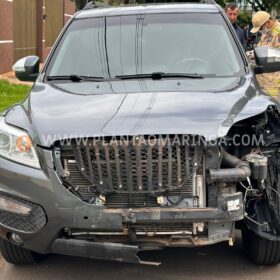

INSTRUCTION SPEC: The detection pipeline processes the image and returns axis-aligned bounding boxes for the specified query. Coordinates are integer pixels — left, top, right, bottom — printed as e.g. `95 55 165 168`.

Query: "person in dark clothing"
225 3 247 50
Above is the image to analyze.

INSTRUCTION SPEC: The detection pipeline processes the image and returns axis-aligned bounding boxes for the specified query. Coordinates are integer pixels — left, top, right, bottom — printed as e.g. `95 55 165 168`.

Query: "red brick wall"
64 0 75 24
0 0 14 74
0 0 75 74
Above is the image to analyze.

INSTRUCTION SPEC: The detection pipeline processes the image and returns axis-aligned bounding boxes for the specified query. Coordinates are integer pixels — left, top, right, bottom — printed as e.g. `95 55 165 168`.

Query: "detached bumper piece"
0 193 46 233
52 239 161 266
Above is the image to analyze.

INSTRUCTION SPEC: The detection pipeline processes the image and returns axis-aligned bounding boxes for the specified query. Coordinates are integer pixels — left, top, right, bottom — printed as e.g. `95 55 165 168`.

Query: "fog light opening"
0 196 32 215
9 233 24 246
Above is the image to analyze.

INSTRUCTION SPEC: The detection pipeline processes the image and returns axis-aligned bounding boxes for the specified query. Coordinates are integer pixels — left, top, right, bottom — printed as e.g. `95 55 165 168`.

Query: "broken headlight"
0 117 40 169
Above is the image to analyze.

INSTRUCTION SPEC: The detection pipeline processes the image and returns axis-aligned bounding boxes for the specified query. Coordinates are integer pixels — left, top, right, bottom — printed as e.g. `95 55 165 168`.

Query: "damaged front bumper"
51 194 243 265
52 239 161 265
0 150 244 265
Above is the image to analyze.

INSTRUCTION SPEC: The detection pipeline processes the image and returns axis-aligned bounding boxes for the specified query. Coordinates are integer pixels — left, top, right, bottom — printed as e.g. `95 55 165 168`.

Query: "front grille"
57 135 201 208
0 195 46 233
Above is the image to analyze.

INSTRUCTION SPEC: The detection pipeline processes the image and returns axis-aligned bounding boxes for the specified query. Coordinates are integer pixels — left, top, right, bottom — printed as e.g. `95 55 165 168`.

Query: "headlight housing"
0 117 40 169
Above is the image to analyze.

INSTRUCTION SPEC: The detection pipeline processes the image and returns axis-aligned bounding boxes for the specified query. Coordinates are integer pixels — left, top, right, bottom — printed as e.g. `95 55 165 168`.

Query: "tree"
239 0 280 13
238 10 252 26
216 0 226 8
72 0 90 11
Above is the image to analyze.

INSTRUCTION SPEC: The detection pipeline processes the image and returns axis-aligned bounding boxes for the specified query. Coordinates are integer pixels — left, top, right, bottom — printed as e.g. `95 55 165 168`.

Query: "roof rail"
200 0 216 4
82 0 217 11
83 1 110 10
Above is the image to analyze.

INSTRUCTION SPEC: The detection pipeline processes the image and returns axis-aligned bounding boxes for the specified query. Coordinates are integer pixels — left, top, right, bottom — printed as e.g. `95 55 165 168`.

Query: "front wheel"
0 238 43 265
242 229 280 265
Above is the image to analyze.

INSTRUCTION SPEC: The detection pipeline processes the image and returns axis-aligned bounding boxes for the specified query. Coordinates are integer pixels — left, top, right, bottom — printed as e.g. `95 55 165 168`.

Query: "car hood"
4 76 279 147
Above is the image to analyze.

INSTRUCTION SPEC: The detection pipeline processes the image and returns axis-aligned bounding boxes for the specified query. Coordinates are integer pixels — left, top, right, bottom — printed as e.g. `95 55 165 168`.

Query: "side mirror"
12 56 40 82
254 47 280 74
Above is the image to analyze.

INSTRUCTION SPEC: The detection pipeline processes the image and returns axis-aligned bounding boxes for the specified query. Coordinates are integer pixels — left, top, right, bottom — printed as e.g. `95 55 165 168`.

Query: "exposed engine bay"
53 105 280 252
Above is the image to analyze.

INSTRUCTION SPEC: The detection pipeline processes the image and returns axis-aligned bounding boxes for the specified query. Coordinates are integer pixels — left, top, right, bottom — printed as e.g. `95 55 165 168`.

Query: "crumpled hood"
4 76 279 147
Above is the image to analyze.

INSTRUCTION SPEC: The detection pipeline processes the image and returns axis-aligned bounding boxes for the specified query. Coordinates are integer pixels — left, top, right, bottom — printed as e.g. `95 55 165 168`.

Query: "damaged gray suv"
1 0 280 266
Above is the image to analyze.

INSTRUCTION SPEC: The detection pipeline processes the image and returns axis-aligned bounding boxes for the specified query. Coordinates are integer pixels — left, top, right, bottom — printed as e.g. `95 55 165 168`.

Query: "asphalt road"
0 232 279 280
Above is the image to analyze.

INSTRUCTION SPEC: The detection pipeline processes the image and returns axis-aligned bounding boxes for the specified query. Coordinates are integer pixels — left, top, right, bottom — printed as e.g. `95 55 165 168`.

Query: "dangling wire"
240 178 264 227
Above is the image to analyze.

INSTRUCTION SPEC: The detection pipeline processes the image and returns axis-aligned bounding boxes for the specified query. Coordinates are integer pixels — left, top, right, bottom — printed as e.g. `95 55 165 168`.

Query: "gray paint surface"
4 75 279 147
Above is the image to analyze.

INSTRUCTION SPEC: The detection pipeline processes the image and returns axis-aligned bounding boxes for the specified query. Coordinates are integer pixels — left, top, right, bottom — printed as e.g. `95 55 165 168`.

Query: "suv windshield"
47 13 244 79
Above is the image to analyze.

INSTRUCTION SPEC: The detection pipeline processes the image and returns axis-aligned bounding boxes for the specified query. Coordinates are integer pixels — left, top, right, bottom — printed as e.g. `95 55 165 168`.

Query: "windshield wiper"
115 72 206 80
46 72 209 82
46 75 105 82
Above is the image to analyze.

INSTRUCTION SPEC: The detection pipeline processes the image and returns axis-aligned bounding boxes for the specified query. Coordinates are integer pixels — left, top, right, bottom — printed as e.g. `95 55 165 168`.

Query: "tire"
0 238 43 265
242 229 280 265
